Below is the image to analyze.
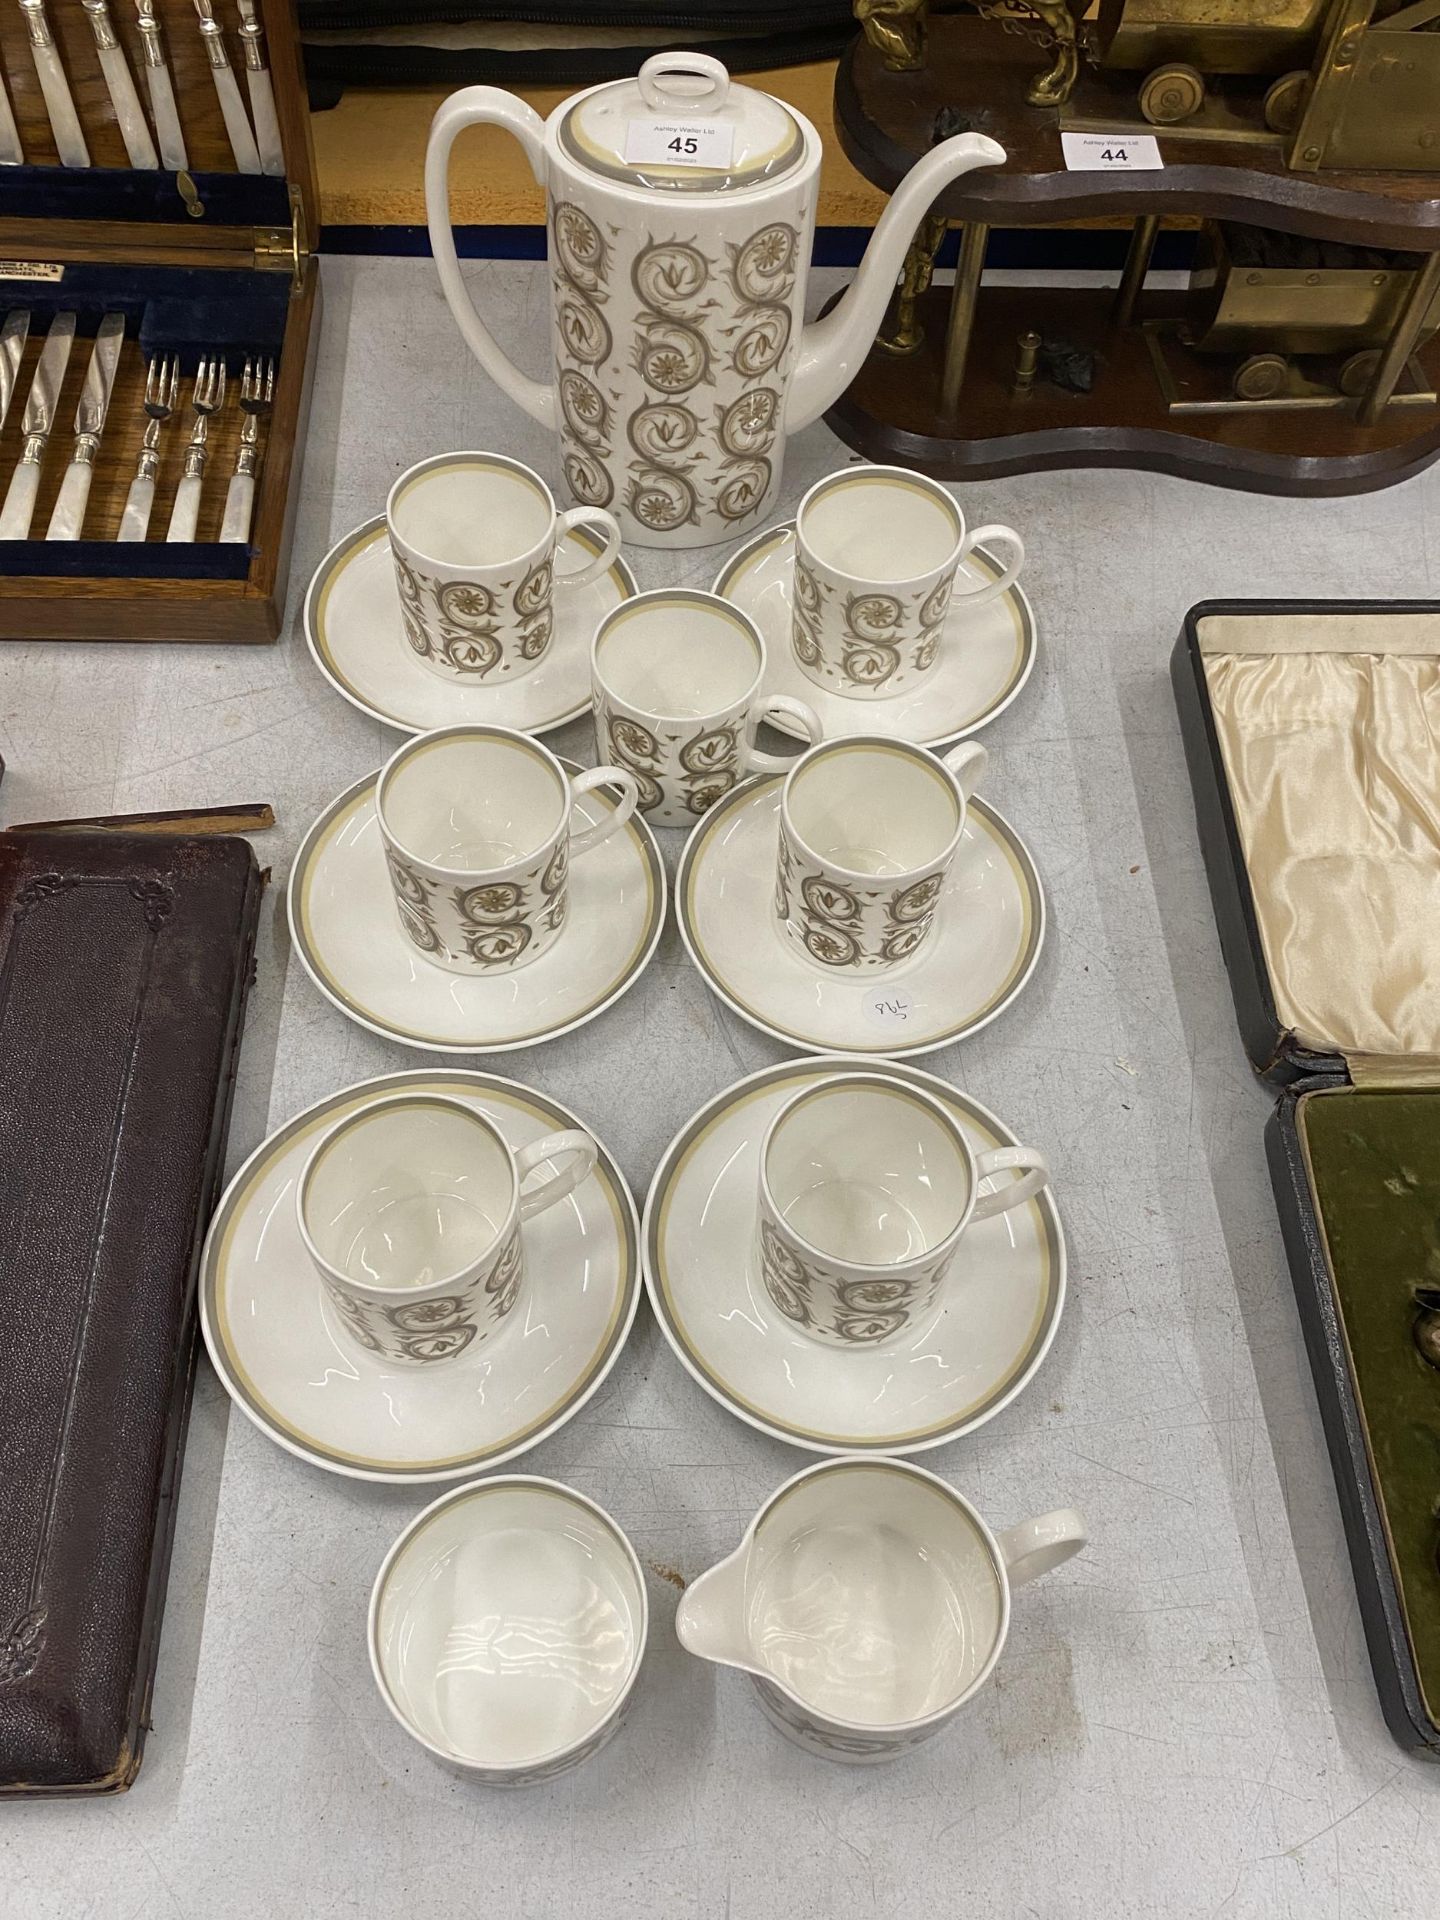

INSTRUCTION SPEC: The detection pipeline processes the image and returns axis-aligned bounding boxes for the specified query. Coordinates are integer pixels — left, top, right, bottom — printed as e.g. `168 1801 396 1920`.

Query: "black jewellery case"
1173 599 1440 1757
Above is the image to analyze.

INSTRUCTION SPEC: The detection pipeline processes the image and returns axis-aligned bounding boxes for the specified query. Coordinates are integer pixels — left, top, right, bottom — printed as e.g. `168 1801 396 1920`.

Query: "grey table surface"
3 255 1440 1918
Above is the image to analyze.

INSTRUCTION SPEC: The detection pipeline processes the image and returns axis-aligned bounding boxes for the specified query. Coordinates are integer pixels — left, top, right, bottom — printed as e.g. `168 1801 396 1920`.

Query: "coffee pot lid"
558 53 807 194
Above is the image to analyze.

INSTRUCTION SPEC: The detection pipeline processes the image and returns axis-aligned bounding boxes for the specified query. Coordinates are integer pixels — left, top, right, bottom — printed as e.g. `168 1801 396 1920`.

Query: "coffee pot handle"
996 1509 1088 1588
426 88 557 432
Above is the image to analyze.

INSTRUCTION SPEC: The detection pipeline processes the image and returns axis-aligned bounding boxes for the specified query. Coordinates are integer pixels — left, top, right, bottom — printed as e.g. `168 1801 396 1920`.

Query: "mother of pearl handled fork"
221 355 272 543
118 352 179 542
166 356 226 542
47 315 126 541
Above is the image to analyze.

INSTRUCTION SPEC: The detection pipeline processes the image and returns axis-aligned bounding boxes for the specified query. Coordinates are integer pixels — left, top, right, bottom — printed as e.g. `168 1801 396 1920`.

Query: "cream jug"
426 53 1005 548
676 1457 1086 1762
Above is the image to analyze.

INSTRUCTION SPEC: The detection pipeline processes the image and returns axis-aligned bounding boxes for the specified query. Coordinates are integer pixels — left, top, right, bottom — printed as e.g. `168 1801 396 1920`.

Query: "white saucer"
306 515 638 736
201 1071 640 1482
288 758 665 1054
676 775 1044 1058
643 1055 1064 1454
712 522 1037 747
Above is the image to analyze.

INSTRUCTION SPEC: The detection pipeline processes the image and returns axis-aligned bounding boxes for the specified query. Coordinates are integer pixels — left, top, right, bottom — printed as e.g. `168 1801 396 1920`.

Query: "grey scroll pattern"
553 200 617 515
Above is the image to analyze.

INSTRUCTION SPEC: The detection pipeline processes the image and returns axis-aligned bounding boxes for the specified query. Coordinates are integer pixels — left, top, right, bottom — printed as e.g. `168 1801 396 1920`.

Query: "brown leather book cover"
0 829 263 1795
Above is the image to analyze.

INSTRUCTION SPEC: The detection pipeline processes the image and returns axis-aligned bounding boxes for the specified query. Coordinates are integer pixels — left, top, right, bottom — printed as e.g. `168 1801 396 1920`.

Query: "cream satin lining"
1204 647 1440 1064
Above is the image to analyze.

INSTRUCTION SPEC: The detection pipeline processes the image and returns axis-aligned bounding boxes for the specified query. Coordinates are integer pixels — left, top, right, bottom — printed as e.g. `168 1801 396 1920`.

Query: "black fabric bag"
299 2 859 107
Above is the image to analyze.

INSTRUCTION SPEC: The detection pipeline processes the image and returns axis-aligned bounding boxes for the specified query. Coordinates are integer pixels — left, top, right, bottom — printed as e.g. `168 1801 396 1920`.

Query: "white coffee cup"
775 734 988 973
592 589 822 827
376 724 639 974
756 1070 1049 1346
296 1092 598 1366
388 450 621 683
791 465 1024 700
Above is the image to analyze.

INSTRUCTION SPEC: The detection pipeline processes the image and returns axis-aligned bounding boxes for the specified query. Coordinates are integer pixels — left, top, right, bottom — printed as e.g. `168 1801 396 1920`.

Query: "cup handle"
569 765 640 860
554 507 623 589
514 1127 599 1220
970 1144 1050 1222
942 739 988 801
953 523 1025 609
996 1509 1088 1588
741 693 823 775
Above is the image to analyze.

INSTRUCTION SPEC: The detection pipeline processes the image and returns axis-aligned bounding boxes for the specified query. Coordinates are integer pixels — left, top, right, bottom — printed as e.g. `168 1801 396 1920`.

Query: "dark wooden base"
822 285 1440 497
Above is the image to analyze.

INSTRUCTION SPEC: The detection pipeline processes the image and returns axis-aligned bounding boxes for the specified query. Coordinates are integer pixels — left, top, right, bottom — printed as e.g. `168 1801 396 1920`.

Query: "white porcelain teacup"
677 1456 1086 1763
370 1476 648 1783
376 724 640 974
791 465 1024 700
388 451 622 683
592 589 822 827
297 1091 597 1366
774 734 987 973
756 1070 1049 1347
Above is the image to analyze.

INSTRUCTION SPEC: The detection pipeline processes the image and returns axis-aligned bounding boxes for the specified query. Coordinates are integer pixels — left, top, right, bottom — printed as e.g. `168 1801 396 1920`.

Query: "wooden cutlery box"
1173 599 1440 1759
0 0 317 642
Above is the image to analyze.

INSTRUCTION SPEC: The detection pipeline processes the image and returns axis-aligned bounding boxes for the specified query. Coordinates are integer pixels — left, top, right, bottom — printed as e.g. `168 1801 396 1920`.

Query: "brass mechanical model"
828 7 1440 490
857 0 1440 172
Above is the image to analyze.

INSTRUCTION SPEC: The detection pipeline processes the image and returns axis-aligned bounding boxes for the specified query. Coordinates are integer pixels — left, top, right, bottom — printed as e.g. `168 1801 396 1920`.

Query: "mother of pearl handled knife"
17 0 89 168
135 0 186 171
0 313 29 431
193 0 260 174
0 312 75 539
47 315 125 541
81 0 159 170
236 0 283 176
0 64 22 164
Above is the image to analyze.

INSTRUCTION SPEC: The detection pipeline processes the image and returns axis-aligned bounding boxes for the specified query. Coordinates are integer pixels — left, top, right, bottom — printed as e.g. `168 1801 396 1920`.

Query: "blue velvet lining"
0 263 291 577
0 541 250 579
1 165 289 227
0 264 290 363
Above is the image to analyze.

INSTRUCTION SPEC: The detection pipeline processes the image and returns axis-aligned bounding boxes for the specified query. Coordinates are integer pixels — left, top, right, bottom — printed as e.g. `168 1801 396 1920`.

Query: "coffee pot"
426 54 1005 549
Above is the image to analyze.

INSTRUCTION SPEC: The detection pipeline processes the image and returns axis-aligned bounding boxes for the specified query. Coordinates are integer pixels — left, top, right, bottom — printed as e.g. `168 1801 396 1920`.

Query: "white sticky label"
0 260 65 282
862 985 917 1032
624 118 735 170
1060 131 1163 172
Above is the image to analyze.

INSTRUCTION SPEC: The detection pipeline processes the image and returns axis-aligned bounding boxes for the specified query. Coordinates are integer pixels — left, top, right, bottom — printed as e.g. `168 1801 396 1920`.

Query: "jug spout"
785 131 1006 434
675 1548 756 1677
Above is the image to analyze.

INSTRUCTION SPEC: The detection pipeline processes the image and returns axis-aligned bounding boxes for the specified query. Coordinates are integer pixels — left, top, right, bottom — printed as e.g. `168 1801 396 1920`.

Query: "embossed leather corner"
0 829 262 1794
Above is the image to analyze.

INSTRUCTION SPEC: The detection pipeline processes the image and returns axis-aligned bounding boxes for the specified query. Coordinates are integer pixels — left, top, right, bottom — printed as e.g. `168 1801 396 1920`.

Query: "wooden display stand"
826 16 1440 495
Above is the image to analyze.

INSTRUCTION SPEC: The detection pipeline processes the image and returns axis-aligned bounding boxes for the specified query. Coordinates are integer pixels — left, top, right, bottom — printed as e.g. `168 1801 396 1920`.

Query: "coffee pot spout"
674 1549 757 1677
785 131 1006 434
